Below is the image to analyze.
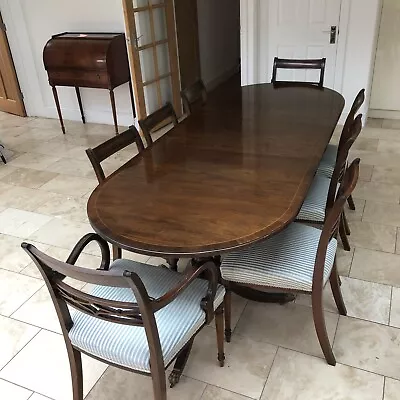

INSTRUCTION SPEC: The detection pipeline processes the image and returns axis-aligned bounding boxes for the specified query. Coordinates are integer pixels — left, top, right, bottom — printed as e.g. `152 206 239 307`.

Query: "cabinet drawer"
48 70 109 88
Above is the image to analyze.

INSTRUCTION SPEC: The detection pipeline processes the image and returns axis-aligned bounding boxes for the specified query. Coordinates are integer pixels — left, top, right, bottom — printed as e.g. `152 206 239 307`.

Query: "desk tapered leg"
110 89 119 135
52 86 65 134
75 87 85 124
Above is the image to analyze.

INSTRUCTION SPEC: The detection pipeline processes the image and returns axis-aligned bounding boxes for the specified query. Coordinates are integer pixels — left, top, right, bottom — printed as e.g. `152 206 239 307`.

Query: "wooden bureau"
43 32 135 134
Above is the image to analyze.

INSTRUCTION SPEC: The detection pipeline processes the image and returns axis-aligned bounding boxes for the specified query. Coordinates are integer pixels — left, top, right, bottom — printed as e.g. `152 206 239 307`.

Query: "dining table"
87 75 345 303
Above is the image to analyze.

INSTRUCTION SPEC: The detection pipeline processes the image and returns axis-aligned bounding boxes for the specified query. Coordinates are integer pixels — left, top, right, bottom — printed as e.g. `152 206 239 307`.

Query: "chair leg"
67 347 83 400
339 217 351 252
215 304 225 367
169 339 194 388
347 194 356 211
311 289 336 366
329 261 347 316
166 258 179 271
343 211 351 236
152 369 167 400
112 245 122 261
223 290 232 343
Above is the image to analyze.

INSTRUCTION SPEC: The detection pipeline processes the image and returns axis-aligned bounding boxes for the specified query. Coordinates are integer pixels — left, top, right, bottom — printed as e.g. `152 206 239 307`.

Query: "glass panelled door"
122 0 181 120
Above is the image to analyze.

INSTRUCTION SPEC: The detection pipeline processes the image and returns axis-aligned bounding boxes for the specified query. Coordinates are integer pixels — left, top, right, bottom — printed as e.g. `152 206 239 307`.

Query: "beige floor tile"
353 138 379 151
344 198 365 222
0 168 58 189
0 315 39 369
362 126 400 141
0 208 53 238
201 386 251 400
185 327 277 399
367 118 384 128
372 166 400 185
0 186 61 212
28 219 93 249
45 158 94 179
235 302 338 359
86 367 206 400
29 394 53 400
0 234 45 272
9 153 61 171
295 286 337 314
336 247 354 276
0 379 33 400
378 140 400 155
39 174 97 197
261 348 384 400
350 150 400 169
34 194 88 223
396 228 400 254
0 269 43 316
0 330 107 400
363 201 400 227
350 247 400 286
382 119 400 130
344 221 396 253
358 164 373 182
11 286 63 333
0 165 17 179
390 287 400 329
333 316 400 379
384 378 400 400
340 277 391 324
354 182 400 204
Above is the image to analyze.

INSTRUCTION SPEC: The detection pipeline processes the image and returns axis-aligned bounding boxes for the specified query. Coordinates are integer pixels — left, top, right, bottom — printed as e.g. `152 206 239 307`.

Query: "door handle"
322 26 337 44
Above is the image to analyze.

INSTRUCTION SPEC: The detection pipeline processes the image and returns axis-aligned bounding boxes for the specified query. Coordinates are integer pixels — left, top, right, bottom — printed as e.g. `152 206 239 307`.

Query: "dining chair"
317 88 365 212
295 114 362 251
0 143 6 164
181 79 207 115
22 234 225 400
221 158 360 366
139 102 178 148
271 57 326 87
86 125 145 260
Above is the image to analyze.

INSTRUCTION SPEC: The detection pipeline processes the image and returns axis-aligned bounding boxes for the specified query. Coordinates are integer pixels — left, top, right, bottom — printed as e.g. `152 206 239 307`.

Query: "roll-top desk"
43 32 135 134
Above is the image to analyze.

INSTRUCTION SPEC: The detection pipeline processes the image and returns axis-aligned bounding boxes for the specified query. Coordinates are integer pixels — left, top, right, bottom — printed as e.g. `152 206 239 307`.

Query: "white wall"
197 0 240 89
370 0 400 118
240 0 383 124
1 0 134 126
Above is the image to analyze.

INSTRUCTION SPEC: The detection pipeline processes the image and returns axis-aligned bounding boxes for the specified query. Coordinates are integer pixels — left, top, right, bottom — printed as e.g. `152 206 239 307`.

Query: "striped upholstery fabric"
317 144 337 178
69 260 225 373
296 175 331 223
221 223 337 292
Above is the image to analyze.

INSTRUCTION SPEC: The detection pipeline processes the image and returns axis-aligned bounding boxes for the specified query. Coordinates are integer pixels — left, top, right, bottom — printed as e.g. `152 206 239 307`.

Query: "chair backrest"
338 89 365 152
138 102 178 148
86 125 145 182
326 114 362 211
181 79 207 115
271 57 326 87
313 158 360 290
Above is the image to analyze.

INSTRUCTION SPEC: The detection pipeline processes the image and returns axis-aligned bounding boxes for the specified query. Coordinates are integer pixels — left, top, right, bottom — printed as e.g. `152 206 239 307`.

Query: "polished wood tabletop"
87 77 344 257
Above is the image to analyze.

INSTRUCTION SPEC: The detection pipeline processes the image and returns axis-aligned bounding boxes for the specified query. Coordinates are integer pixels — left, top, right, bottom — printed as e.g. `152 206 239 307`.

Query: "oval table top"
87 77 344 257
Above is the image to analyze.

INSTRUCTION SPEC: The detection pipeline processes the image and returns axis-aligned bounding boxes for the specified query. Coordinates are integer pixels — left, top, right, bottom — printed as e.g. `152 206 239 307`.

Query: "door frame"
240 0 349 95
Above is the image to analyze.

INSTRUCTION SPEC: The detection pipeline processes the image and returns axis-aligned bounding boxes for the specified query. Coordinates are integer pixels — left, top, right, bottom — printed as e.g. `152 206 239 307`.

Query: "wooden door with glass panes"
122 0 181 121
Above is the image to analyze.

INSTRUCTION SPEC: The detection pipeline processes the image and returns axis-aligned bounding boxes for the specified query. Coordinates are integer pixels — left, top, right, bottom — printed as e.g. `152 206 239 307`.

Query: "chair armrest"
152 261 219 323
66 233 110 271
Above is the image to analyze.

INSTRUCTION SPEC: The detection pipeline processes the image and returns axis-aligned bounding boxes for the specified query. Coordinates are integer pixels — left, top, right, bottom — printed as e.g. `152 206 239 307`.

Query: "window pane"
153 7 167 41
156 43 170 76
139 48 156 82
134 10 152 47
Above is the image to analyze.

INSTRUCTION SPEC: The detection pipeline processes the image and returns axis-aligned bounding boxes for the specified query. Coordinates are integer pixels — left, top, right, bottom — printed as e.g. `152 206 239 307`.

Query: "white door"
267 0 342 88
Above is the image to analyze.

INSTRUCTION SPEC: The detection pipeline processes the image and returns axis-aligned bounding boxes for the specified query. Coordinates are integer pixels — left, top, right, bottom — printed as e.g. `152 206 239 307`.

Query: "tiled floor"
0 113 400 399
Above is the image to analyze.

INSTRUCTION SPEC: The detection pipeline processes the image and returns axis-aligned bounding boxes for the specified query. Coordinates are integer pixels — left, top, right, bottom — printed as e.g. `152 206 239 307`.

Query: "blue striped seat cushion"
221 222 337 292
296 175 331 223
69 260 225 373
316 144 337 178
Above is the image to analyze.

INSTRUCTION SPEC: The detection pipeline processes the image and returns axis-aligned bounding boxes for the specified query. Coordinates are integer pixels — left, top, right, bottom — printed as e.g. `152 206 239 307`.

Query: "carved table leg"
166 258 179 271
75 87 86 124
168 339 194 388
110 89 119 135
52 86 66 134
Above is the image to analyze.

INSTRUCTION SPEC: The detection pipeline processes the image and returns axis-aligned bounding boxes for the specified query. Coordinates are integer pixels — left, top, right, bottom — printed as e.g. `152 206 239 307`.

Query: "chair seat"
296 175 331 223
69 260 225 373
220 222 337 292
316 144 337 178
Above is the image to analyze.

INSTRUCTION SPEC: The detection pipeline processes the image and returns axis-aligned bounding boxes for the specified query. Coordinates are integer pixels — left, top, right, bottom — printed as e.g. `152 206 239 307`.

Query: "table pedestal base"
230 283 295 304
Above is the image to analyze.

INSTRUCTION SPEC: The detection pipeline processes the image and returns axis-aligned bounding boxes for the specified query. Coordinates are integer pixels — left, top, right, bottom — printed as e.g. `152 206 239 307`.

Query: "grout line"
395 228 398 254
389 286 394 327
382 377 386 400
259 345 279 400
